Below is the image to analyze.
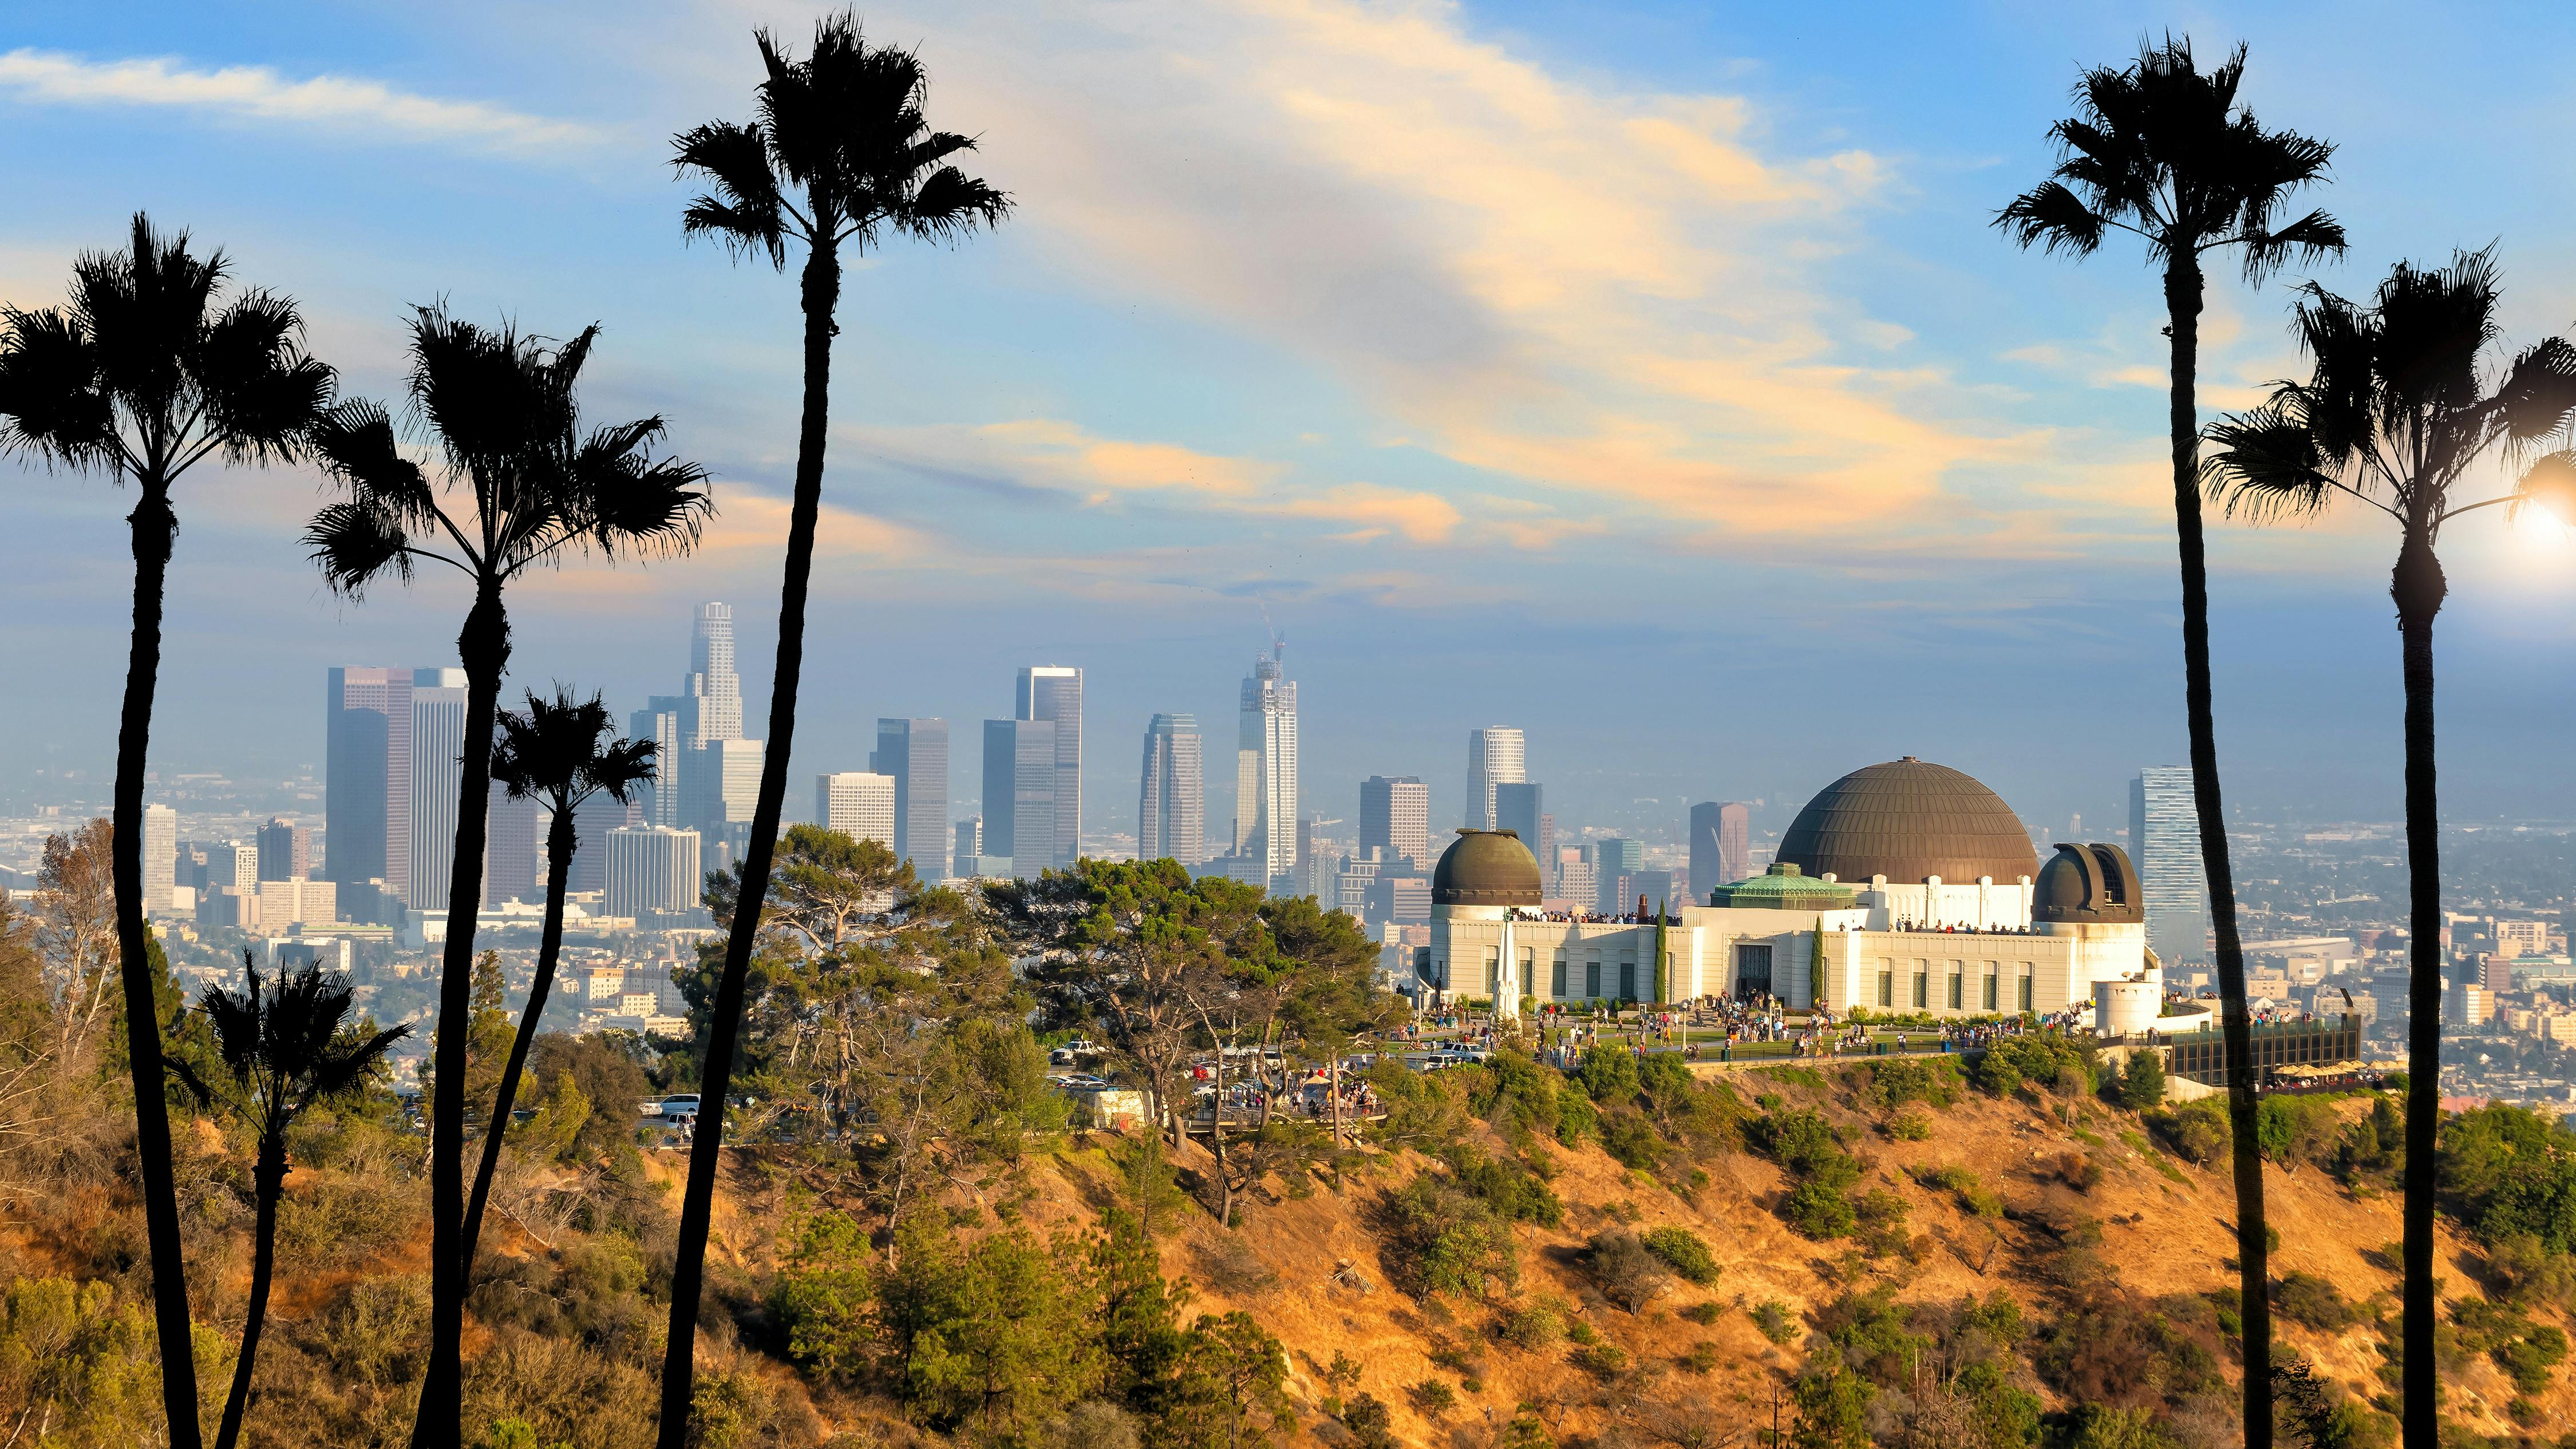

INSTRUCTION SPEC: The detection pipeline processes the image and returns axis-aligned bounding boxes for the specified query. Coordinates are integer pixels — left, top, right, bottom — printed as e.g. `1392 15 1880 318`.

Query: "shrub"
1384 1175 1518 1298
1680 1301 1724 1325
2498 1324 2568 1394
2145 1098 2231 1166
1341 1395 1396 1449
1570 1340 1628 1379
1598 1110 1664 1171
1783 1179 1857 1239
1914 1163 2003 1218
2257 1094 2345 1168
2272 1272 2355 1332
1574 1045 1640 1104
1444 1146 1564 1228
1972 1035 2095 1097
1679 1341 1719 1375
2116 1050 2166 1110
1497 1298 1564 1349
1886 1111 1933 1141
2056 1153 2103 1193
1640 1227 1720 1285
1406 1379 1456 1416
1753 1299 1797 1346
1863 1056 1961 1111
1589 1231 1674 1312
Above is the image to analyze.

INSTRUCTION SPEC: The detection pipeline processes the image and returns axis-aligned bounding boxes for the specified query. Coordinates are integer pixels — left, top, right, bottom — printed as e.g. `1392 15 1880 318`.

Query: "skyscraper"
983 718 1058 879
2131 768 2211 967
815 772 897 848
1495 781 1544 855
954 816 983 878
1688 801 1751 899
870 718 949 884
1593 836 1644 913
686 737 764 834
408 674 469 912
605 826 702 919
566 792 632 895
484 780 538 907
1139 713 1206 867
257 817 311 881
1360 776 1430 871
1464 727 1526 829
326 666 413 894
687 602 744 743
630 697 685 828
1235 650 1298 884
1018 666 1084 867
142 804 177 914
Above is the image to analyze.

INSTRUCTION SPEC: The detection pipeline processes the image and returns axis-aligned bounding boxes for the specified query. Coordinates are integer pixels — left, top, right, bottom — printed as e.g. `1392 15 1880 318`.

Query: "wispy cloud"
0 48 600 152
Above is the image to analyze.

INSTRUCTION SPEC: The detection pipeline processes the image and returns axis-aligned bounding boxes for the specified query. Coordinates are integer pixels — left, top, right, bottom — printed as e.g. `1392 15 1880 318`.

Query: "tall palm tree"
461 687 656 1280
2203 248 2576 1446
0 214 334 1449
305 308 709 1448
1994 41 2341 1443
661 16 1007 1440
172 953 406 1449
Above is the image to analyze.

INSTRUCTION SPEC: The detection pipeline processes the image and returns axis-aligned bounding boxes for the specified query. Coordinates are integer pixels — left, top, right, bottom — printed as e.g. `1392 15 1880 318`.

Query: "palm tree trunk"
215 1139 286 1449
2393 537 2446 1449
114 485 204 1449
415 580 508 1449
657 240 841 1449
2165 255 2270 1447
460 807 575 1284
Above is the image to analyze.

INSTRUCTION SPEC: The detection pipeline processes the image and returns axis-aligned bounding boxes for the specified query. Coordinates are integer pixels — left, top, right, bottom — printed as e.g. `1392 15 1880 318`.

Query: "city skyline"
13 6 2576 839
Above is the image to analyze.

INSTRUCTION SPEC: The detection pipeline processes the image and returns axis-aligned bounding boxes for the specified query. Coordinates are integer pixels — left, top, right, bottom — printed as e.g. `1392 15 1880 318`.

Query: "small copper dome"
1432 828 1543 907
2032 843 2145 924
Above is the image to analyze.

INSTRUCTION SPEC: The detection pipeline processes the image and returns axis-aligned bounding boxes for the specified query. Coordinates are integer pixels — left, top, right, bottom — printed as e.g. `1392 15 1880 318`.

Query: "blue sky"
9 0 2576 846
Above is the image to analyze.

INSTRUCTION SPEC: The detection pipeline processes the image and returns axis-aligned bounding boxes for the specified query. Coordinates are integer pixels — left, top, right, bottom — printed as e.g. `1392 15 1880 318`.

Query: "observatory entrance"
1733 943 1774 1001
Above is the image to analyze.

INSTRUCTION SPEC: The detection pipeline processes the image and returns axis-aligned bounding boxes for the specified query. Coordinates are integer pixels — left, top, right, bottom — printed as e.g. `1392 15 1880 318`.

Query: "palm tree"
461 687 655 1280
661 15 1007 1439
1994 41 2341 1443
2203 248 2576 1445
171 952 406 1449
0 214 334 1449
305 308 709 1448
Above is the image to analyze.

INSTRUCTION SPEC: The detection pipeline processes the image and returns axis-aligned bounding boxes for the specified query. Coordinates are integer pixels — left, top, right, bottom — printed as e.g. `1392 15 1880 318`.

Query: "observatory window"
1983 972 1998 1012
1485 947 1499 995
1586 960 1601 998
1551 954 1567 998
1913 963 1929 1009
1878 970 1893 1008
1520 947 1535 995
1947 969 1962 1010
1619 958 1637 1001
2017 966 2033 1012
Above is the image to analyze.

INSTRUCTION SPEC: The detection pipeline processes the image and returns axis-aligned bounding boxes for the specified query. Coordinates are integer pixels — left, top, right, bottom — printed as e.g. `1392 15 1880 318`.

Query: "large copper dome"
1776 757 2038 885
1432 828 1543 907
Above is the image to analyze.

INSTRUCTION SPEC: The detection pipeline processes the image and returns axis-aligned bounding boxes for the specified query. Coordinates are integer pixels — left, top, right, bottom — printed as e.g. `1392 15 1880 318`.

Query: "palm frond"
77 214 226 430
197 287 335 463
2514 450 2576 526
572 420 713 562
1993 183 2107 257
674 120 791 266
2239 209 2345 287
0 306 116 469
2496 338 2576 444
898 162 1014 246
2202 402 2338 520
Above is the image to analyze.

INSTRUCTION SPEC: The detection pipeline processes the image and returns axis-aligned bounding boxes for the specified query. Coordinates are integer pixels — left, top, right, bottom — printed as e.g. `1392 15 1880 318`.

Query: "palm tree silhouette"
662 15 1007 1438
304 307 709 1448
2203 248 2576 1444
1994 41 2341 1443
0 214 334 1449
461 687 655 1282
172 952 406 1449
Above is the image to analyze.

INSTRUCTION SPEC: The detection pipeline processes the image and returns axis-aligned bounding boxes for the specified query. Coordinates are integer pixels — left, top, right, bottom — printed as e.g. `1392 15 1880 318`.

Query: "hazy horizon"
11 1 2576 842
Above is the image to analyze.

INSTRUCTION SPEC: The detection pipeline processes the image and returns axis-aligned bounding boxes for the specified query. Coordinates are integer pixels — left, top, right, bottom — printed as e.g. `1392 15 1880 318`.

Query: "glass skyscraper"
2131 767 2211 967
1465 727 1525 829
1236 650 1298 884
1139 713 1205 867
982 717 1058 879
1017 666 1083 868
1360 775 1429 871
870 718 950 883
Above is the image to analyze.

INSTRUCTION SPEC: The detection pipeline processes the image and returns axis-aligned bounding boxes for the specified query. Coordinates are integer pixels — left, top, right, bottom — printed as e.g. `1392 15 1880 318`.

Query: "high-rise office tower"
1688 801 1751 898
686 737 764 833
2131 768 2211 966
630 697 685 828
1495 781 1544 854
1360 776 1430 871
257 817 311 881
142 804 177 913
983 718 1058 879
326 666 414 895
1139 713 1206 866
1464 727 1526 829
1555 847 1595 907
1232 649 1298 886
605 826 702 919
484 780 539 907
1593 836 1644 913
870 718 949 883
815 772 897 848
687 602 744 743
566 792 633 895
1017 666 1083 868
954 816 983 878
408 673 469 912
